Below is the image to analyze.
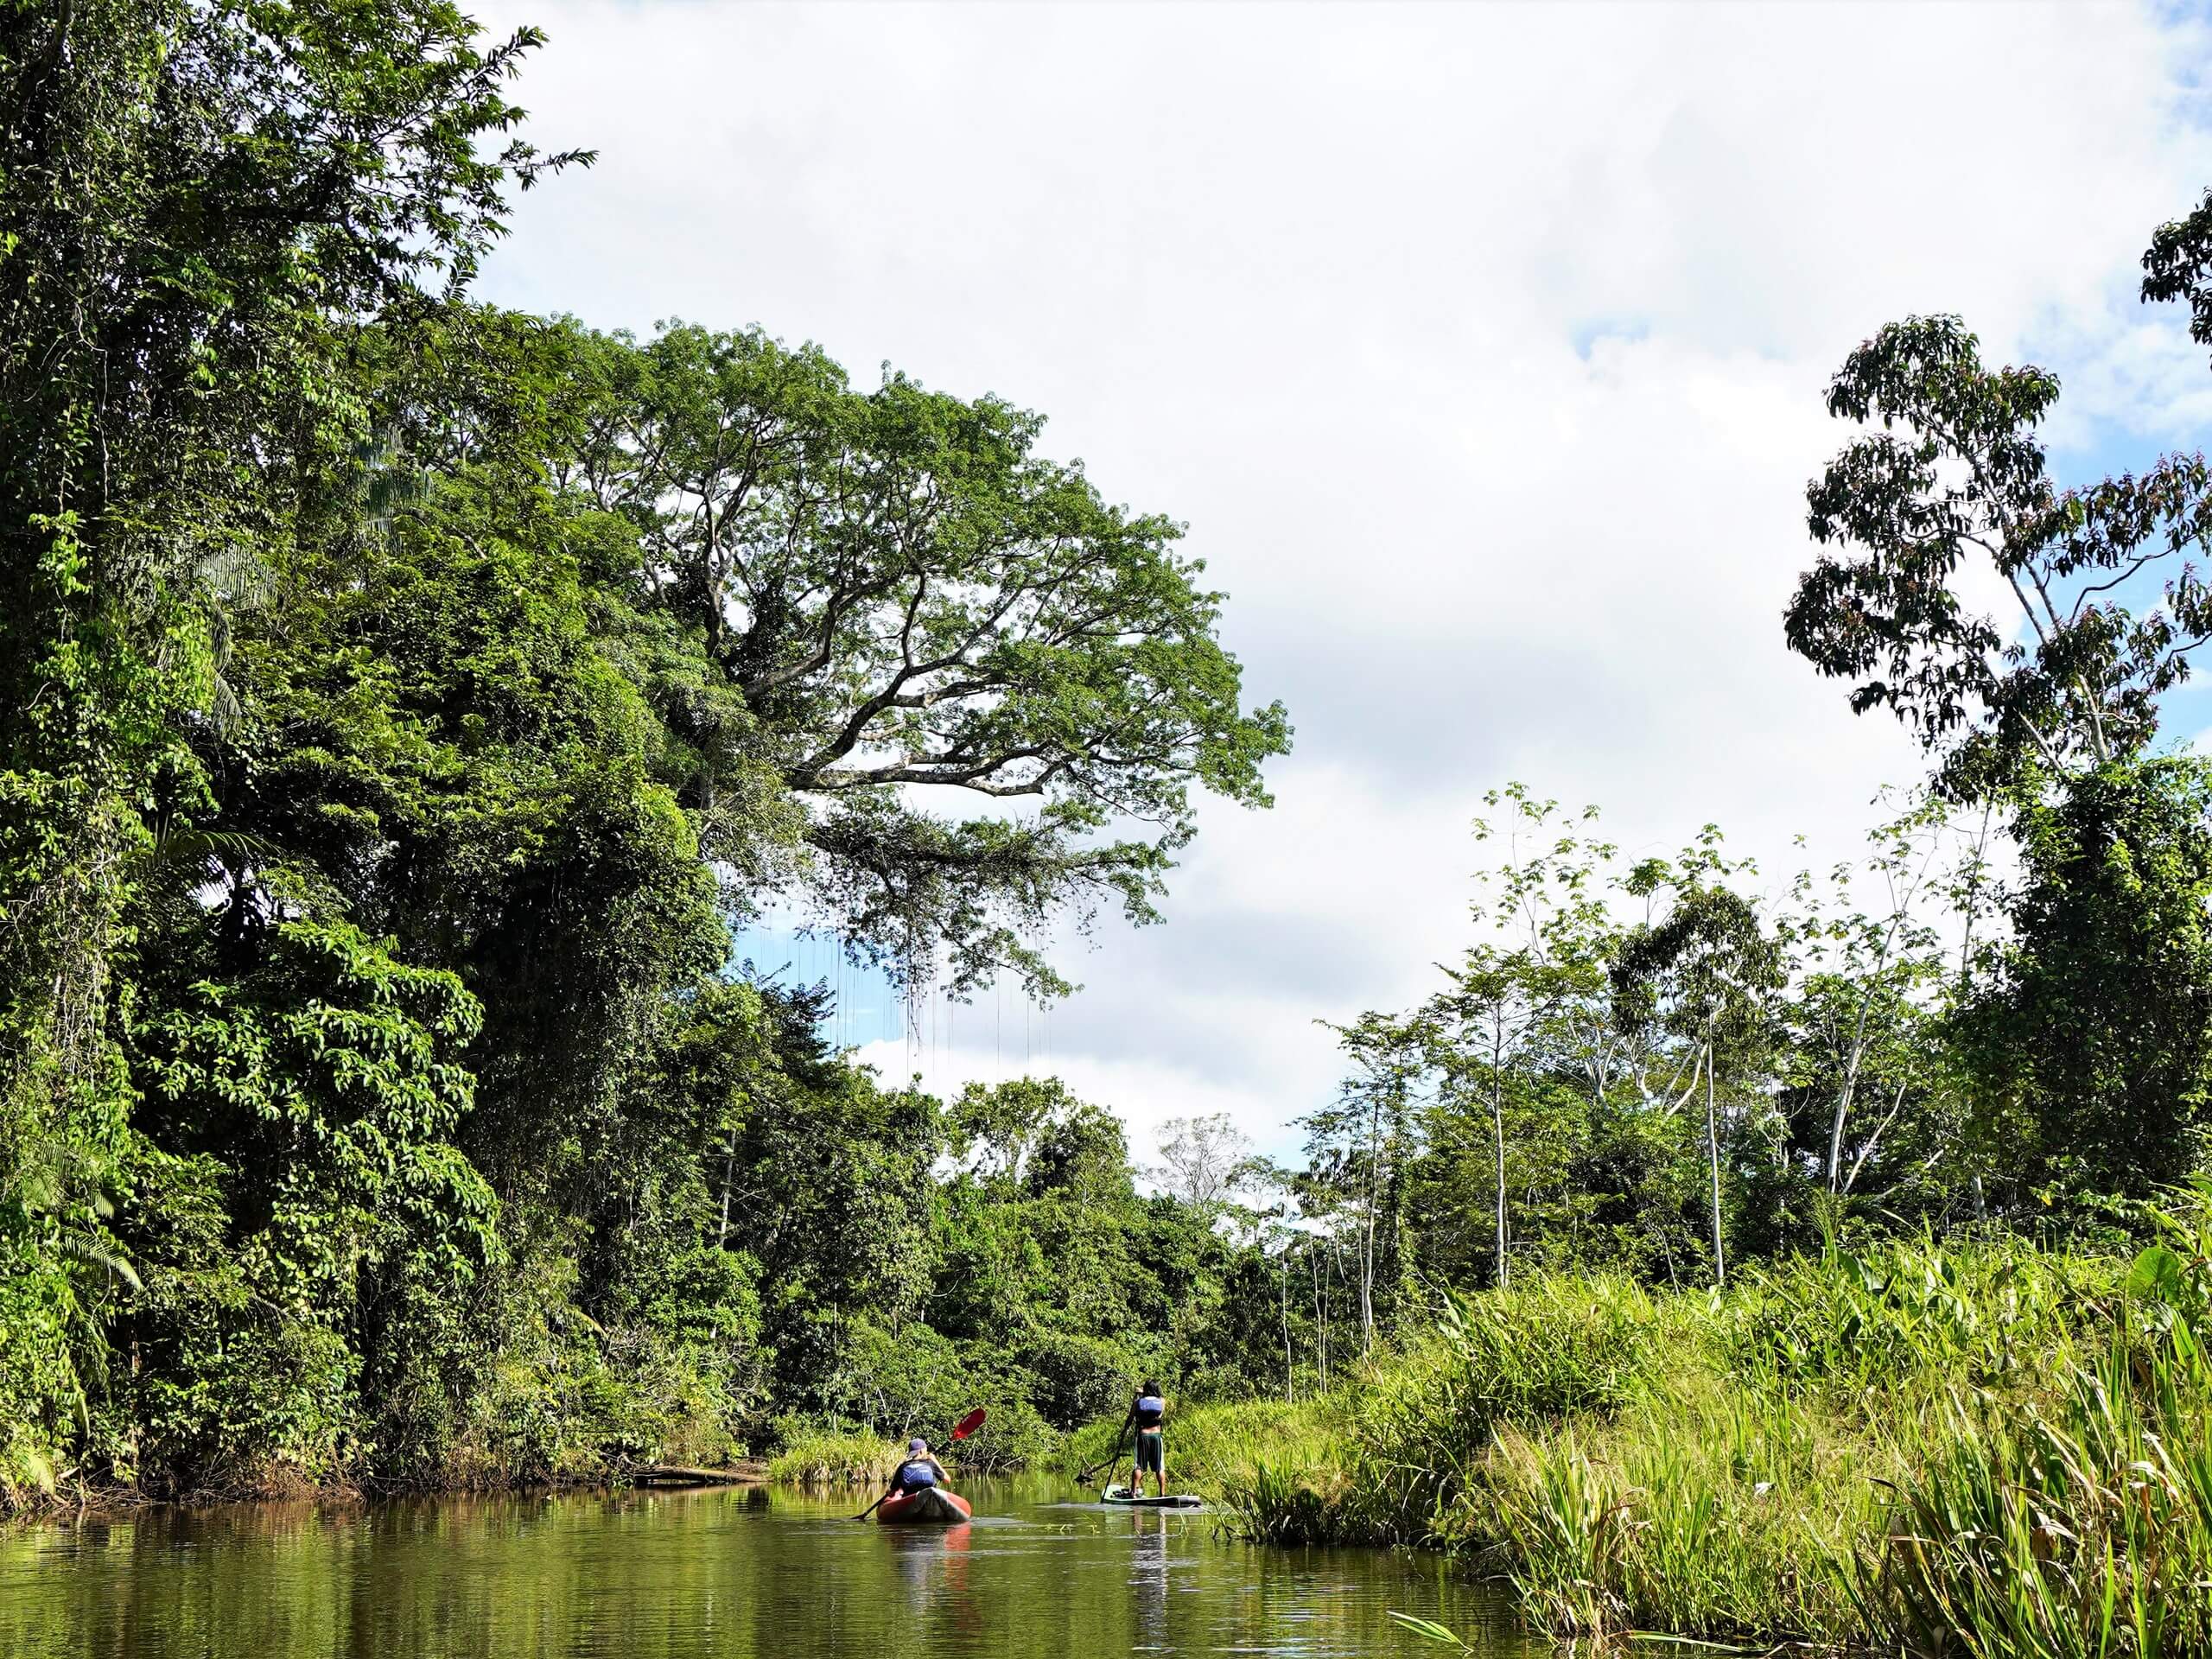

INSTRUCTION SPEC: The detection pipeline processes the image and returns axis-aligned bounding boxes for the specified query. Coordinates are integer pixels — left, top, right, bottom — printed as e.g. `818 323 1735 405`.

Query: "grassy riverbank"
763 1427 900 1487
1103 1201 2212 1656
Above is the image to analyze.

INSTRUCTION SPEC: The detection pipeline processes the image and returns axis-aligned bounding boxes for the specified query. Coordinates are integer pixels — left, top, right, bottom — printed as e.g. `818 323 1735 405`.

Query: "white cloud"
475 0 2212 1162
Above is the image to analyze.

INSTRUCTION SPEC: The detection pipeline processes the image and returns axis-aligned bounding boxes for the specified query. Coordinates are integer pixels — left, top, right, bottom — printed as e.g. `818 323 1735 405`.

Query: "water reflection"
0 1480 1528 1659
880 1517 975 1626
1128 1507 1172 1651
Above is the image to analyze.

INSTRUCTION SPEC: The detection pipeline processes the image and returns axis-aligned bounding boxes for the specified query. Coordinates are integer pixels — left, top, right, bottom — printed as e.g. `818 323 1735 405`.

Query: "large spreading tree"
553 321 1291 994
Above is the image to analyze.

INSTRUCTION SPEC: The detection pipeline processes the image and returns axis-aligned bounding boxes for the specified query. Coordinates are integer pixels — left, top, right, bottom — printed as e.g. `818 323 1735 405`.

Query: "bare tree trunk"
1312 1250 1327 1390
1358 1092 1381 1355
1826 1007 1873 1192
716 1131 737 1247
1844 1077 1911 1194
1704 1026 1726 1287
1377 1138 1405 1339
1280 1255 1294 1402
1958 800 1996 992
1491 1065 1509 1290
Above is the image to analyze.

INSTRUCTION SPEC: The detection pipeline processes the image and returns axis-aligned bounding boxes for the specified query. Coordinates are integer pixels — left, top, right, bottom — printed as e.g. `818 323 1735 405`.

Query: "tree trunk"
1826 1011 1871 1192
717 1132 737 1247
1491 1067 1509 1290
1358 1092 1382 1355
1312 1250 1327 1390
1377 1147 1405 1337
1704 1027 1726 1287
1958 801 1996 992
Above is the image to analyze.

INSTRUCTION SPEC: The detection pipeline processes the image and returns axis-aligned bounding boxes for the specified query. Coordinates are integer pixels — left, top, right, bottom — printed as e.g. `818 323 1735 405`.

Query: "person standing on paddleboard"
1118 1381 1169 1498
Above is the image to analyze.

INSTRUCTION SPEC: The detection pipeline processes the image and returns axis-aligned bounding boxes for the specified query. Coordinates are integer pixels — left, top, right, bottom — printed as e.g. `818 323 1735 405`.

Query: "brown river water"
0 1479 1531 1658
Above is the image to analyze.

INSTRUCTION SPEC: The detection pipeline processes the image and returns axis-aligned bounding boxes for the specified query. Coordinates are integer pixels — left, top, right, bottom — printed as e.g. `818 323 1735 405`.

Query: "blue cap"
908 1438 926 1454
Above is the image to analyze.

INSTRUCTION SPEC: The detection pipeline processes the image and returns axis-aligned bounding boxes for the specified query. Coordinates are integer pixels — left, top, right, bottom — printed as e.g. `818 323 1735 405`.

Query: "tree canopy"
1784 250 2212 799
0 0 1289 1505
16 0 2212 1522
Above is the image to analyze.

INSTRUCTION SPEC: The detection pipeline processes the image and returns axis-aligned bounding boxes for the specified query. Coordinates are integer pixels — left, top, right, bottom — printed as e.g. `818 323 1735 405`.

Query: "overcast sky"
474 0 2212 1164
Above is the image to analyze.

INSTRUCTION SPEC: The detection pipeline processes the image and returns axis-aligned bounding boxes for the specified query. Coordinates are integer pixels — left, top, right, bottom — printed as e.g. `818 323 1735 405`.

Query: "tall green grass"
762 1423 899 1487
1194 1198 2212 1657
1854 1346 2212 1659
1063 1396 1331 1499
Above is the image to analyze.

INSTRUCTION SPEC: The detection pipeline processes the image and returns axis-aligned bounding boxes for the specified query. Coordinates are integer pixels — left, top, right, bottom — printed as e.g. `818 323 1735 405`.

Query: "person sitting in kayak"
1116 1381 1169 1498
885 1438 948 1499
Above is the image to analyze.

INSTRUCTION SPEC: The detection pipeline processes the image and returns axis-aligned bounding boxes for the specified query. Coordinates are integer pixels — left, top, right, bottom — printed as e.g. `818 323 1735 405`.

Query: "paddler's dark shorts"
1135 1427 1164 1473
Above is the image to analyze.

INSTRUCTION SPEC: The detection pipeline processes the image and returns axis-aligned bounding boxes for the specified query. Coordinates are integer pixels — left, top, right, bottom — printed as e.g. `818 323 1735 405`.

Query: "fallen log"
626 1463 768 1488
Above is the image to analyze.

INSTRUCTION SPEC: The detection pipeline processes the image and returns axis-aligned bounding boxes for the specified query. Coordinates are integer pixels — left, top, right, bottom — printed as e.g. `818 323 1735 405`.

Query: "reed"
763 1424 899 1487
1199 1200 2212 1656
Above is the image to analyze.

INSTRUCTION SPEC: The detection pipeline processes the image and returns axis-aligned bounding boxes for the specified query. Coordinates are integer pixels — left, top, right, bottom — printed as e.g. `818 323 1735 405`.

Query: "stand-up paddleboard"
878 1486 973 1523
1103 1486 1201 1508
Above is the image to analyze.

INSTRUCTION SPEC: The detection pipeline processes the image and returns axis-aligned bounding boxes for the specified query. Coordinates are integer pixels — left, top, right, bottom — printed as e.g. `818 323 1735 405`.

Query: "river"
0 1480 1528 1658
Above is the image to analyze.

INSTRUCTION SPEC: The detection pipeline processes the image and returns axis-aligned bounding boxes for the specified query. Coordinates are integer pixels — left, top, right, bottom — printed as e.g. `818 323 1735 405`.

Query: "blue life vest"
1135 1395 1165 1428
894 1458 938 1491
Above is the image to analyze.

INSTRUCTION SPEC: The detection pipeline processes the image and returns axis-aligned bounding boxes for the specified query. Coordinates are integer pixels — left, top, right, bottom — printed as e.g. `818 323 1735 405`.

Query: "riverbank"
1119 1205 2212 1655
0 1459 777 1527
29 1220 2212 1659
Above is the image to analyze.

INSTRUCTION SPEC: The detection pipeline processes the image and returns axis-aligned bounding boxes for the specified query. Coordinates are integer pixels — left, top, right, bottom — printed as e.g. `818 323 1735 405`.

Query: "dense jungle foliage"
19 6 2212 1579
0 0 1290 1502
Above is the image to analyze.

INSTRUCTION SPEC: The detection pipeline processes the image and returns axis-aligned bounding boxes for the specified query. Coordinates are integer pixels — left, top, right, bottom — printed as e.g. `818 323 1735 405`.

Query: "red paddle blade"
950 1408 987 1441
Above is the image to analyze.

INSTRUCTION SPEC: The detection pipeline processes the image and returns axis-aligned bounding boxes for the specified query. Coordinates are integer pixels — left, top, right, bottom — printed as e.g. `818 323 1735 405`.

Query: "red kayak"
877 1487 972 1524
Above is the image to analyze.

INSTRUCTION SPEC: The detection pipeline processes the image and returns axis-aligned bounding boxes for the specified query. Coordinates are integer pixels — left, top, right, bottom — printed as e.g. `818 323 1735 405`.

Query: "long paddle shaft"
1101 1424 1132 1503
1077 1430 1126 1487
1087 1423 1134 1494
853 1408 988 1520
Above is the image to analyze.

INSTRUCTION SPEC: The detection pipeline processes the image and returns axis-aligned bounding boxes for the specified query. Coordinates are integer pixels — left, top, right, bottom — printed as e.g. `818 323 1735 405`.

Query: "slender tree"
1614 883 1782 1287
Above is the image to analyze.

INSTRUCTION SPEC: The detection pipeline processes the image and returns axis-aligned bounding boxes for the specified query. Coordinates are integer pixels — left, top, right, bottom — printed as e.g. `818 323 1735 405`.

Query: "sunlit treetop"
531 321 1293 995
1784 262 2212 799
